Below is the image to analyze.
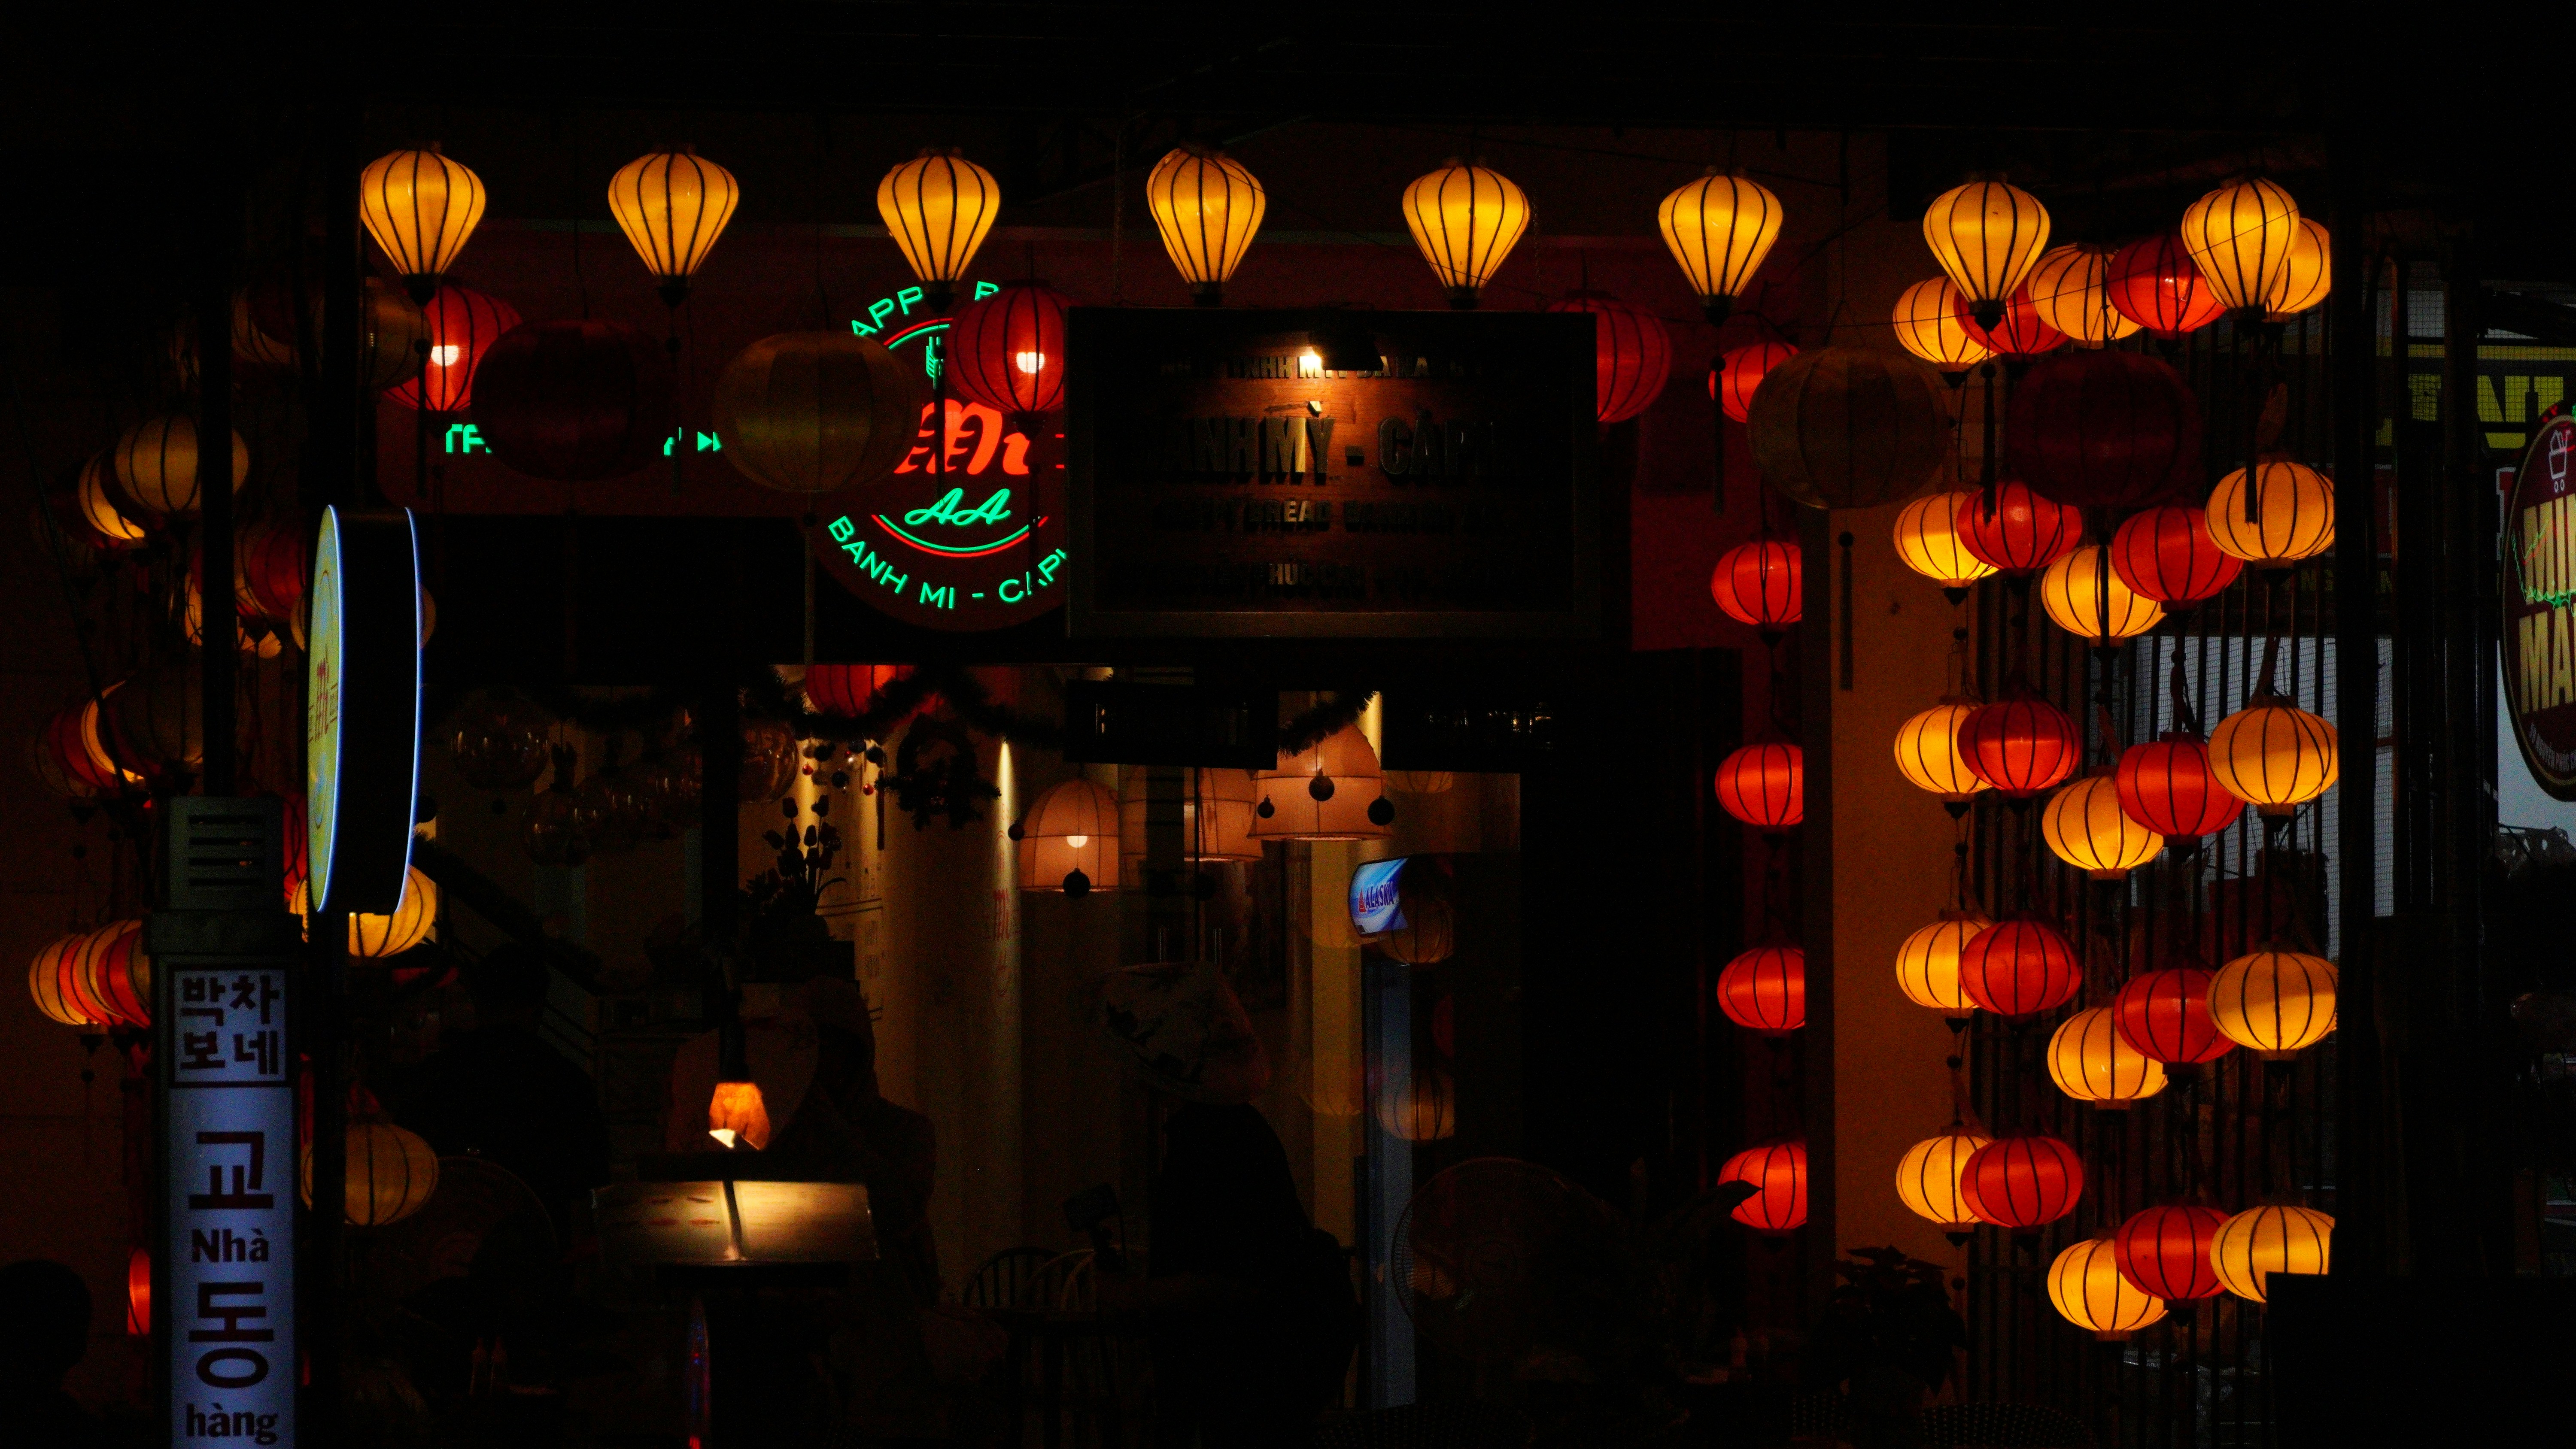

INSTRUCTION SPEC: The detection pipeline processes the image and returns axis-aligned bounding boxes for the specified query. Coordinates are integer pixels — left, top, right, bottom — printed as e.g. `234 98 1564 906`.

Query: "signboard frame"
305 506 423 915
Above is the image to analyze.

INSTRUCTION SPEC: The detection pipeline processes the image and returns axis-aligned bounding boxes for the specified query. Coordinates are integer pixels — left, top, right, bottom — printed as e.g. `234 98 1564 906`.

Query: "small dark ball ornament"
1257 798 1276 818
1368 797 1396 826
866 746 887 765
1308 776 1337 802
1063 868 1092 897
1007 820 1026 841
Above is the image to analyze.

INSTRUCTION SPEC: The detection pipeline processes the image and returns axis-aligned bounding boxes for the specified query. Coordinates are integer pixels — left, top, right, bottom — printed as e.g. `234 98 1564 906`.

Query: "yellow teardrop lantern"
877 148 1001 308
1893 491 1999 596
359 147 488 302
2208 693 2338 818
2207 462 2335 569
1146 145 1267 305
1893 700 1988 808
1656 169 1784 321
2266 219 2332 320
1402 161 1531 309
2046 1006 2169 1108
1895 909 1990 1018
2047 1237 2167 1340
2210 1205 2333 1303
2041 773 2164 880
2039 546 2167 647
2026 244 2140 346
1895 1128 1991 1228
2181 178 2302 318
1922 179 2051 327
2209 948 2337 1058
1018 778 1121 893
608 148 742 307
1891 277 1993 373
348 866 438 958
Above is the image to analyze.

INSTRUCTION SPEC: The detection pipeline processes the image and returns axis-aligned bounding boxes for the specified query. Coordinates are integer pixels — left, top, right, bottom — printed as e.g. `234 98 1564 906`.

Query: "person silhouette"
0 1258 102 1446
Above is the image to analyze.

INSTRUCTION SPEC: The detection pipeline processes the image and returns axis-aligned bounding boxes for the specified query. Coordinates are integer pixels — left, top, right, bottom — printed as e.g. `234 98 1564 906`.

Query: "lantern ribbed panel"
1891 278 1993 371
1960 1134 2083 1228
2181 178 2301 315
1146 146 1267 294
2210 950 2338 1058
1958 918 2081 1017
359 148 486 285
1922 180 2051 311
2208 697 2338 815
2114 967 2235 1064
2110 506 2243 606
1710 538 1802 630
1715 340 1797 424
1956 481 2082 577
112 416 249 518
2211 1205 2333 1303
2047 1006 2169 1107
1402 162 1531 304
390 285 522 412
474 319 675 483
2026 246 2141 346
2048 1238 2167 1340
77 456 148 546
1716 945 1806 1034
2005 350 2202 511
334 1121 441 1226
349 867 438 958
948 282 1072 414
2113 1205 2227 1301
1896 1130 1992 1227
1746 347 1951 511
2039 547 2166 648
1954 285 2064 359
1657 171 1784 309
1893 492 1999 590
2106 233 2225 337
84 921 149 1027
2041 775 2163 879
1895 911 1989 1016
608 150 741 283
1893 702 1987 804
126 1247 149 1336
713 332 925 494
1958 695 2081 798
2115 737 2245 840
877 150 1000 287
28 934 94 1026
1714 743 1803 829
2207 462 2336 567
2266 219 2332 320
27 720 97 801
1549 292 1671 423
1717 1140 1808 1232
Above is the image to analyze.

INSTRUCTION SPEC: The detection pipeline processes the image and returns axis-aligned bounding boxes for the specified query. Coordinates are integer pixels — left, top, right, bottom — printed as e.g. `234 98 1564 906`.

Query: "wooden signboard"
1066 309 1599 637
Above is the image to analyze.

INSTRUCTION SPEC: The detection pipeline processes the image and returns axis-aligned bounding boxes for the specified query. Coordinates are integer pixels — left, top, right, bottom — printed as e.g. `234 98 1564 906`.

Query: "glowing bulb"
1014 349 1046 375
1065 834 1089 849
1299 350 1323 377
708 1128 740 1149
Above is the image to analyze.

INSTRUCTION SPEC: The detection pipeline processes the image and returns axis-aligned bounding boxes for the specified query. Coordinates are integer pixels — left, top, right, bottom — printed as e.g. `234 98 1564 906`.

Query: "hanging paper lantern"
1956 480 2082 579
1896 1129 1992 1228
2210 1205 2333 1303
878 149 1000 305
1018 778 1120 894
360 147 487 300
80 920 150 1028
1716 944 1805 1034
740 718 802 802
2026 245 2141 346
234 278 428 389
1957 917 2082 1018
1892 277 1993 375
1657 170 1784 321
947 282 1073 415
472 319 675 482
2208 692 2338 817
348 867 438 958
1893 491 1999 597
1893 700 1989 810
2105 233 2225 337
2209 949 2338 1059
28 934 99 1027
1717 1140 1808 1233
76 456 148 547
2048 1238 2167 1340
2266 219 2331 320
1959 1134 2083 1228
1118 767 1263 864
26 722 98 801
2109 506 2243 608
112 415 249 518
2180 177 2301 318
1713 742 1802 830
1896 909 1990 1017
607 148 741 306
1549 292 1671 424
306 1120 441 1226
1745 346 1952 511
2114 967 2236 1064
2113 1204 2227 1302
2038 546 2166 648
104 659 203 783
1921 179 2052 328
125 1247 149 1337
235 515 310 624
1714 339 1798 424
1954 284 2065 360
1254 724 1391 840
2047 1006 2169 1108
1402 160 1531 309
388 285 521 412
712 332 926 495
1957 692 2081 799
446 692 553 791
2115 735 2245 841
802 663 911 720
2003 349 2201 511
1146 144 1267 304
2207 462 2336 568
1377 896 1455 967
2042 773 2163 879
1377 1067 1457 1142
43 699 130 794
1710 537 1802 632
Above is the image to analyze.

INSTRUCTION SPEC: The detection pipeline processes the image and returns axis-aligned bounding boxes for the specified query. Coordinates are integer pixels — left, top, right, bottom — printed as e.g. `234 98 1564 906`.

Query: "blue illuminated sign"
1349 858 1410 937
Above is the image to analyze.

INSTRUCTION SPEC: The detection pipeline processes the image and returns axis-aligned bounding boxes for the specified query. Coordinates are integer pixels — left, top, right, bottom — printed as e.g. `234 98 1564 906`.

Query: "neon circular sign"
306 506 424 915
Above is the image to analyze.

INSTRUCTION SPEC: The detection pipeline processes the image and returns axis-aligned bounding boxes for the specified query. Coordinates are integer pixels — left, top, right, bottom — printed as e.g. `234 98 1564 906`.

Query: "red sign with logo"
2504 413 2576 798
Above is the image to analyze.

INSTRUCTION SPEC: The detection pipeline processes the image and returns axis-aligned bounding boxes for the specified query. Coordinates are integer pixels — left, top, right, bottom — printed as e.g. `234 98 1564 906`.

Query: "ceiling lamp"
1891 277 1993 376
1897 1129 1992 1232
112 416 249 519
1254 724 1391 840
2109 505 2243 609
1958 691 2081 800
1960 1134 2083 1228
1402 160 1531 309
348 866 438 958
2041 772 2163 880
608 148 741 308
2210 1205 2333 1303
2048 1238 2167 1340
1957 917 2082 1018
388 285 521 413
713 332 926 494
2180 178 2301 320
2004 350 2201 511
1119 767 1263 867
1145 143 1266 306
1710 536 1802 636
2206 461 2336 570
1658 169 1784 321
1717 1140 1808 1233
1713 339 1798 424
1953 284 2065 360
2114 967 2236 1064
2210 948 2338 1059
1893 491 2000 602
1956 480 2082 580
2266 219 2332 320
1017 778 1120 894
2038 546 2166 649
1893 700 1989 815
2047 1006 2169 1108
1714 741 1802 831
878 148 1002 311
2025 245 2140 346
1716 944 1805 1034
2113 1204 2227 1302
1922 178 2052 330
2208 689 2338 818
1746 347 1952 511
1896 909 1990 1019
359 147 488 303
1549 291 1671 423
2105 233 2225 338
2114 734 2245 844
948 281 1073 415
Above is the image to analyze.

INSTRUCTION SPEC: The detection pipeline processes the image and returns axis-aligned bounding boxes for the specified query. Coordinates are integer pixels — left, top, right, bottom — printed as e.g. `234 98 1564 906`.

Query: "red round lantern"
1953 284 2065 359
2003 351 2202 510
947 281 1072 414
1710 537 1802 632
2105 234 2226 338
1957 917 2082 1017
43 703 124 794
471 318 675 482
1714 742 1803 830
1956 481 2082 578
1960 1134 2084 1228
803 664 910 719
235 516 308 623
2109 505 2243 607
1716 944 1806 1034
1717 1140 1808 1232
1550 291 1671 424
389 284 521 412
1958 693 2081 798
2112 1204 2227 1301
125 1246 149 1336
2114 967 2236 1064
2115 737 2244 841
1712 339 1798 424
84 921 148 1027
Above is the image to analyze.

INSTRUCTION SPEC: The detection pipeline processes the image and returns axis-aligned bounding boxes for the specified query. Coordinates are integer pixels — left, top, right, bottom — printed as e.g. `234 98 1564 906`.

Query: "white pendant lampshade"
1017 778 1120 893
1119 767 1263 863
1253 725 1391 840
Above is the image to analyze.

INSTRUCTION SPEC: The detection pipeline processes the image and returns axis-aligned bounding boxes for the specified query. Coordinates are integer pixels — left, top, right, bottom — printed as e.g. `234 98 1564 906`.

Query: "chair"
1028 1248 1096 1311
966 1245 1058 1310
1920 1401 2093 1448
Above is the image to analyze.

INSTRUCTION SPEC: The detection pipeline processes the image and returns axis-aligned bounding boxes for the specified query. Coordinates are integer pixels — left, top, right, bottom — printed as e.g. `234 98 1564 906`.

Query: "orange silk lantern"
1891 277 1992 376
1893 700 1989 812
2110 505 2243 608
2114 967 2236 1064
1957 917 2082 1018
2106 233 2225 338
1960 1134 2083 1228
1713 339 1798 424
1717 1140 1808 1232
1710 537 1802 633
948 281 1072 415
1958 692 2081 799
1550 291 1671 424
2115 735 2244 842
1714 742 1802 830
126 1247 150 1336
2113 1204 2227 1301
1956 480 2082 579
1716 944 1805 1034
388 285 521 412
1954 284 2065 359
